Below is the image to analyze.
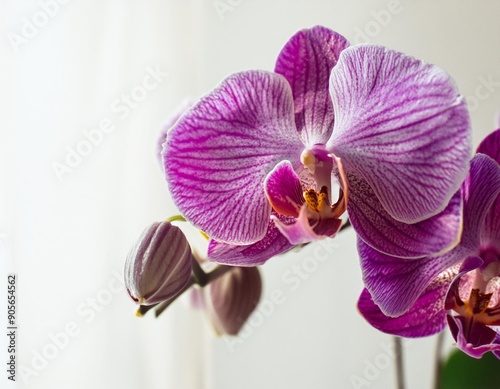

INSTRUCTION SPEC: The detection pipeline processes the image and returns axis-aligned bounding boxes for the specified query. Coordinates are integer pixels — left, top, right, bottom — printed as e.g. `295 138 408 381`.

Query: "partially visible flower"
163 26 470 266
358 128 500 359
202 266 262 336
125 221 192 306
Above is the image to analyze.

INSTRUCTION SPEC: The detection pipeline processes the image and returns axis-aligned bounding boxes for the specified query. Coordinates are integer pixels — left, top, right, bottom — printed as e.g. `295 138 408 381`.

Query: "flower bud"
204 267 262 335
125 221 192 305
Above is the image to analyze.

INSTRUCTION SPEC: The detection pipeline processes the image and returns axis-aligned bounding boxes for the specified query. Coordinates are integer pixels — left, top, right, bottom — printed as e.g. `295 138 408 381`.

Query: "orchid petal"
264 160 304 217
157 99 195 166
357 277 450 337
271 205 341 245
477 128 500 164
461 154 500 249
476 130 500 248
447 315 500 359
327 45 471 224
275 26 349 146
347 173 462 258
444 256 485 310
358 238 474 317
207 213 295 266
164 70 304 244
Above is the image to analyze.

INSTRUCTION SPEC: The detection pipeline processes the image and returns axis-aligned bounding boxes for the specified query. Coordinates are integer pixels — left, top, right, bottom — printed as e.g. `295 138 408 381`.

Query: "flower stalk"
394 336 405 389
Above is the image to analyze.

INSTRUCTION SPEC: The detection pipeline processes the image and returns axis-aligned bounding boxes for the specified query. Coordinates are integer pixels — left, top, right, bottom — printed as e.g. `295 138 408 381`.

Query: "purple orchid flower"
162 26 470 266
358 128 500 359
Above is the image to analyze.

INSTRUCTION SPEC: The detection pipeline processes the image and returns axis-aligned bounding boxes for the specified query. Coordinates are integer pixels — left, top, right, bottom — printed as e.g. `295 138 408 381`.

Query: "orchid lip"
300 145 348 211
299 149 348 221
264 154 348 245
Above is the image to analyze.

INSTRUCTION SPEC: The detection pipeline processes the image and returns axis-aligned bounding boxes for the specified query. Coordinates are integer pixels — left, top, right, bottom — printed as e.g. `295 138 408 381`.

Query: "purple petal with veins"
357 274 451 337
477 128 500 164
461 154 500 249
327 45 471 224
271 205 342 245
275 26 349 146
157 99 195 167
477 129 500 247
358 238 473 317
347 173 462 258
207 212 295 266
447 315 500 359
164 70 304 245
360 155 500 316
264 160 304 217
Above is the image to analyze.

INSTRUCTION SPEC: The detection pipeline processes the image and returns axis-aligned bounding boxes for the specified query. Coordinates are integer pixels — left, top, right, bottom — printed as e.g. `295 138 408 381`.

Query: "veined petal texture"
327 45 471 223
347 173 462 258
164 70 304 245
275 25 349 146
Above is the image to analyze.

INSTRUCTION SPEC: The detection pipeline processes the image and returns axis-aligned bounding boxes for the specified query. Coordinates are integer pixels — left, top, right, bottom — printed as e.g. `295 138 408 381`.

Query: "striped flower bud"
125 221 192 306
204 267 262 335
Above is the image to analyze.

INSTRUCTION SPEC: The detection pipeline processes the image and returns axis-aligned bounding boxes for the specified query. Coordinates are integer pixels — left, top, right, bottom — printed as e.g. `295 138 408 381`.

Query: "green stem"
394 336 405 389
433 331 445 389
166 215 187 223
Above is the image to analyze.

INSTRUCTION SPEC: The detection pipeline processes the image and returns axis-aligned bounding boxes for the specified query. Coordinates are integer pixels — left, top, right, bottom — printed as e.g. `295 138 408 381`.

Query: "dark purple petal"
275 26 349 146
447 315 500 359
483 197 500 250
347 173 462 258
357 277 450 337
264 160 304 217
358 238 473 316
164 70 304 245
477 128 500 164
207 213 295 266
476 131 500 247
461 154 500 249
327 45 471 224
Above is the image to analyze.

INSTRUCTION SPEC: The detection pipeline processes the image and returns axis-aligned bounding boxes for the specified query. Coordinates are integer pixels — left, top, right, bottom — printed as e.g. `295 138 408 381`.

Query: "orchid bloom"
162 25 470 266
358 128 500 359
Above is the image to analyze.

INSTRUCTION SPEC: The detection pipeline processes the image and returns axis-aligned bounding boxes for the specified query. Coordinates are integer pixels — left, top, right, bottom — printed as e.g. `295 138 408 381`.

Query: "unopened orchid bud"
204 267 262 335
125 221 192 306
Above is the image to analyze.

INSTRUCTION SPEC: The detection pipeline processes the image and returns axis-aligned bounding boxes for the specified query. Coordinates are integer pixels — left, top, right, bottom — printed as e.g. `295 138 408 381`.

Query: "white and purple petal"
264 160 304 217
461 154 500 250
157 99 195 167
327 45 471 224
207 213 295 266
447 315 500 359
347 173 462 258
271 205 342 245
477 129 500 248
357 275 451 337
164 70 304 245
275 26 349 146
358 238 476 317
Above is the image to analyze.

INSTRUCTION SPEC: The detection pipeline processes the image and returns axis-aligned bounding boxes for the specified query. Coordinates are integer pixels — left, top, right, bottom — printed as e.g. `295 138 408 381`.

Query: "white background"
1 1 500 388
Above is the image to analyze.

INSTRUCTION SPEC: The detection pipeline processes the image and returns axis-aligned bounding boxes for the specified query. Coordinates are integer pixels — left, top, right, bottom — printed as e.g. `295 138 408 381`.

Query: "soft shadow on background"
1 1 500 388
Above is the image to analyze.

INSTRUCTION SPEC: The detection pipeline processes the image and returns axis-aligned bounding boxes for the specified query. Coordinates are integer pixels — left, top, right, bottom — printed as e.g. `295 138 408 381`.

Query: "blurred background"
1 1 500 388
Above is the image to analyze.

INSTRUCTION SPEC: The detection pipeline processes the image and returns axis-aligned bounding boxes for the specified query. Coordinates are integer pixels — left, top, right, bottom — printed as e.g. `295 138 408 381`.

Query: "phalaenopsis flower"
358 128 500 359
161 26 471 266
